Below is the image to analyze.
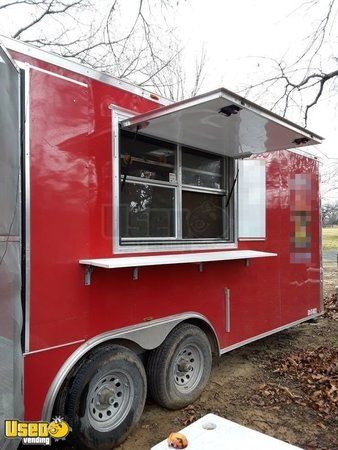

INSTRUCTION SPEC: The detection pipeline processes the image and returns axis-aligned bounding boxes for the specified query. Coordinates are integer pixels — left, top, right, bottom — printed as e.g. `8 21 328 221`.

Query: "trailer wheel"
147 323 212 410
64 345 146 450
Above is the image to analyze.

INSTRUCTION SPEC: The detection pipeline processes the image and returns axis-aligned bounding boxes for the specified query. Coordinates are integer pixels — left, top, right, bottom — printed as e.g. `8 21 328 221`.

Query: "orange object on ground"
167 432 189 448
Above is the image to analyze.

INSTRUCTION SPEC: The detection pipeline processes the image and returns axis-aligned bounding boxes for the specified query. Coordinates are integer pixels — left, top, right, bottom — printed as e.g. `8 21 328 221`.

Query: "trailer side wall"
9 50 321 421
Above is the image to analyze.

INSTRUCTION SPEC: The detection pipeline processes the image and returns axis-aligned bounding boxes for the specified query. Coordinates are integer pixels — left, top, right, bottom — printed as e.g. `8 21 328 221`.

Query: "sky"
176 0 338 202
176 2 337 139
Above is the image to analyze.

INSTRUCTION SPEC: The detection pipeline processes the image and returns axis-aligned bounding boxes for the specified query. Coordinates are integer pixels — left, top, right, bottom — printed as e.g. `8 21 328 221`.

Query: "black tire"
147 323 212 410
63 345 146 450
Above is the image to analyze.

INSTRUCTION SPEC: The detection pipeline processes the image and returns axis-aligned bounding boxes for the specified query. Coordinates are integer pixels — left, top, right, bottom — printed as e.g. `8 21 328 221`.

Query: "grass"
322 226 338 251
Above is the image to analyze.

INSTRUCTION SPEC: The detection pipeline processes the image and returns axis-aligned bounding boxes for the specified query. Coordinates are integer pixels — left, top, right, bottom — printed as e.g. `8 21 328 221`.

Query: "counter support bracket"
132 267 139 280
85 265 94 286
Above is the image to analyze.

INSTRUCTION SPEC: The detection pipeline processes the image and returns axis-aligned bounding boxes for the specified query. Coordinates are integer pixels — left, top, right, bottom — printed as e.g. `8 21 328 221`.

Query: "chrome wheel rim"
86 370 134 432
173 344 203 393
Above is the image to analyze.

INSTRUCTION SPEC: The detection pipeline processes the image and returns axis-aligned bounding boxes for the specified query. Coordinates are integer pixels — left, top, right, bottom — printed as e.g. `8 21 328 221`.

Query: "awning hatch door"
120 88 323 157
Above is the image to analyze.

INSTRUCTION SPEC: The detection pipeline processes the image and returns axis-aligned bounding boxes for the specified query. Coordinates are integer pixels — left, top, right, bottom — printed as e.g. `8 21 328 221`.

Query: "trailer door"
0 43 22 449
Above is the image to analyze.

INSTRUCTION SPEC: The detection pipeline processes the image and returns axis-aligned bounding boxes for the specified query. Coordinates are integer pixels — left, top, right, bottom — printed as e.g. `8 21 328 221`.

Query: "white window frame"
111 106 238 254
238 159 266 240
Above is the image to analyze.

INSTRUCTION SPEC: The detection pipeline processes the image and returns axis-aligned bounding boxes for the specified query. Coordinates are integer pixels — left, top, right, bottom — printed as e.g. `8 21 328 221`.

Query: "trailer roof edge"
0 35 173 106
1 36 323 160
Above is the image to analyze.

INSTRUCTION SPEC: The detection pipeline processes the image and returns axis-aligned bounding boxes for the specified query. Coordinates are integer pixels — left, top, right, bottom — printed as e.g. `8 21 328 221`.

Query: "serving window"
119 130 234 245
113 89 320 251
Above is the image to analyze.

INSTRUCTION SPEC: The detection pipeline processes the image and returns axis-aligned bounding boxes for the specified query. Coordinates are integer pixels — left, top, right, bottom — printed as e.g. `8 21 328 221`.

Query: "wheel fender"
42 312 219 421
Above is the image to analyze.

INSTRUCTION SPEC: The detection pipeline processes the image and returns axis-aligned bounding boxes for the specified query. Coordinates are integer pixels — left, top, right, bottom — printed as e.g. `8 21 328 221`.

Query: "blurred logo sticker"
5 417 71 446
290 173 313 264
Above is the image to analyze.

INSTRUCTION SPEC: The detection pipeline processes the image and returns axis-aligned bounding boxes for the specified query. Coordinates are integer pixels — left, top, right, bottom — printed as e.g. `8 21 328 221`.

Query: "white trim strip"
24 66 31 354
220 313 323 355
29 65 88 87
24 339 85 356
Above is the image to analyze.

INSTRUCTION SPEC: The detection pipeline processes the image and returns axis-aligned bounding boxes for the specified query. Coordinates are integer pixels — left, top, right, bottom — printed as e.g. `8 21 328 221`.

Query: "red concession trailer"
0 36 324 449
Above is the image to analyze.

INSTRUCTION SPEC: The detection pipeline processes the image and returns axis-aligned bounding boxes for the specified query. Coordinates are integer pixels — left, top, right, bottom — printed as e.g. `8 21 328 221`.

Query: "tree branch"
12 0 83 39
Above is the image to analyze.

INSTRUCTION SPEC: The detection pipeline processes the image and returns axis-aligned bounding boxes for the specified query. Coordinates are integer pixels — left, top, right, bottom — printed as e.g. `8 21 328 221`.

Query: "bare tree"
321 156 338 203
147 45 207 101
240 0 337 126
322 201 338 225
235 0 338 205
0 0 206 98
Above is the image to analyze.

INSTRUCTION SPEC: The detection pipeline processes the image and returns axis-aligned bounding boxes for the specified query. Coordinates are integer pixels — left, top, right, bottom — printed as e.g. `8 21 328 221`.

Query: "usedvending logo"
5 416 71 445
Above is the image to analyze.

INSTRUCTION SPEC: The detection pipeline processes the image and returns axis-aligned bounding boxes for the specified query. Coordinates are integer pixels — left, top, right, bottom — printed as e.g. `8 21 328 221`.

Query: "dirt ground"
118 260 338 450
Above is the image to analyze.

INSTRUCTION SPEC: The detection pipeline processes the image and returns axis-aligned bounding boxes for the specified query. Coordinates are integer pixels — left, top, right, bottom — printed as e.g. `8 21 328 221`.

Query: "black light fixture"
219 104 242 117
293 137 310 145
